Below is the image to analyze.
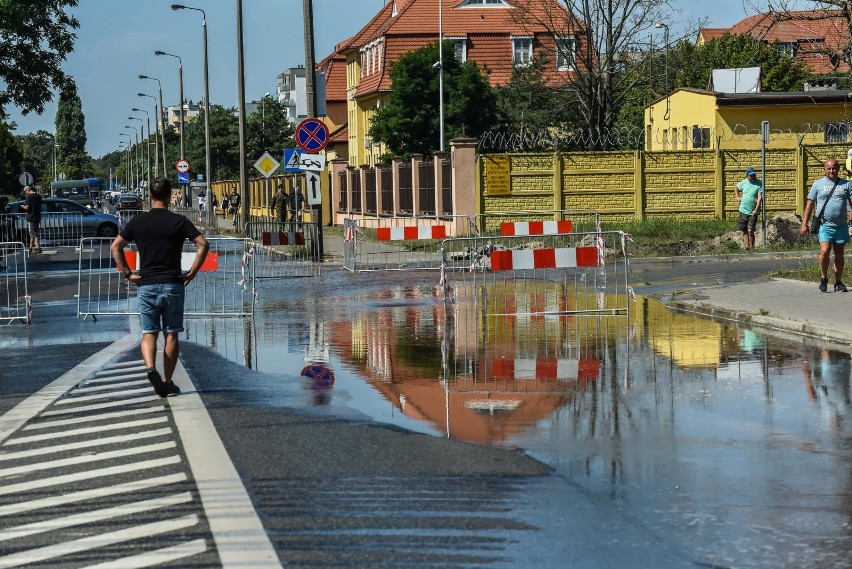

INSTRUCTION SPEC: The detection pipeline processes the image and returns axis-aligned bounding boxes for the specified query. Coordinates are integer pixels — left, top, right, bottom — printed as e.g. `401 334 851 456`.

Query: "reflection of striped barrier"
122 251 220 272
499 220 572 236
261 231 305 246
490 246 597 271
492 358 600 381
376 226 447 241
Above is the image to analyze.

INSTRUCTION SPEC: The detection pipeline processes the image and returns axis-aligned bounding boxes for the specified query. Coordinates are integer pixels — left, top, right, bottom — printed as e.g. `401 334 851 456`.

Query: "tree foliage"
17 130 55 187
245 95 296 162
0 122 23 196
493 57 579 132
55 77 91 179
369 41 497 157
0 0 79 118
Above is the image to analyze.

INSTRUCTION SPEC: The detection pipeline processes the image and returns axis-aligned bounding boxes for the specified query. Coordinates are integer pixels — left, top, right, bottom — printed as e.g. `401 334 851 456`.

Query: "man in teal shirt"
734 168 764 250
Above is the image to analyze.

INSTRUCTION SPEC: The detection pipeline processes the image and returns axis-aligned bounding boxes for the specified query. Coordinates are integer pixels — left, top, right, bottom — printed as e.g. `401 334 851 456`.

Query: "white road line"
9 417 168 446
41 395 161 417
81 538 208 569
0 492 192 542
85 372 147 384
54 387 152 405
0 473 187 517
101 360 145 371
73 380 148 394
170 360 281 568
0 455 181 497
0 427 171 461
0 441 176 478
23 406 165 431
0 333 138 444
0 514 199 569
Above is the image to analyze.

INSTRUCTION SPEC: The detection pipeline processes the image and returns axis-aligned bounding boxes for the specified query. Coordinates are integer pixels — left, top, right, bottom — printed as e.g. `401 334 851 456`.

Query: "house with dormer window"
319 0 577 166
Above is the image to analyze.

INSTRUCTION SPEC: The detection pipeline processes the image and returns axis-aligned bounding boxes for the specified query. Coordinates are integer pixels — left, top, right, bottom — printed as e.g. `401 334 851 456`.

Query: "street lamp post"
124 125 139 191
119 133 133 190
171 3 213 223
654 22 670 120
437 0 444 152
236 0 249 233
129 116 148 189
139 75 168 171
155 49 187 204
132 107 155 178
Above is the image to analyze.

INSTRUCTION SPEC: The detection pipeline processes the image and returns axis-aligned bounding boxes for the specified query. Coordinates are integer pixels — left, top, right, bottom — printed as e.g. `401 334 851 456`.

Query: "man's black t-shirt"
119 208 201 286
24 192 42 223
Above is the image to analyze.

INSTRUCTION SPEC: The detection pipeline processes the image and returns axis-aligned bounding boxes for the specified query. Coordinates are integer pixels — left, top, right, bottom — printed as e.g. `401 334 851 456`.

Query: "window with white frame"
460 0 508 6
555 35 576 71
513 36 533 66
447 36 467 62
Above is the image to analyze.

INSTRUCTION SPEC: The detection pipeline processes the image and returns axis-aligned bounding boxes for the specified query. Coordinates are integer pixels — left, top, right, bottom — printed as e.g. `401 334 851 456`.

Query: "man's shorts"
27 221 40 239
737 212 757 232
818 222 850 245
137 282 185 334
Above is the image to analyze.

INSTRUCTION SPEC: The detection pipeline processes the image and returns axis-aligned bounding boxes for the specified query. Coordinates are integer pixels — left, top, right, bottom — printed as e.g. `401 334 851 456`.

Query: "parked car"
5 198 123 241
115 193 144 212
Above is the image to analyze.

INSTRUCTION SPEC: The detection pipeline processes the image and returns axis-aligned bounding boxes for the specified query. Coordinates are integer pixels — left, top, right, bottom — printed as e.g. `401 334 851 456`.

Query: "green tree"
493 56 578 132
17 130 55 187
369 41 497 157
246 95 296 163
0 121 24 195
0 1 79 118
55 77 91 178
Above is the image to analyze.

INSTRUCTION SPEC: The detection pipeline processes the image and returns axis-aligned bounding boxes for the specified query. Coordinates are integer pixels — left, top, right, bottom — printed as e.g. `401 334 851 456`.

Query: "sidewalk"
668 277 852 346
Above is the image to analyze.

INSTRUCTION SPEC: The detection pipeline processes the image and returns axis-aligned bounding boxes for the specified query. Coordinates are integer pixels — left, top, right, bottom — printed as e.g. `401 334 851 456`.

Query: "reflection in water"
184 316 256 370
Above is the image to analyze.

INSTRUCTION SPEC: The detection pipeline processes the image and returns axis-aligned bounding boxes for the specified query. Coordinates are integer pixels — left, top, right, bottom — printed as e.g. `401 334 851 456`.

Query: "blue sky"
7 0 757 158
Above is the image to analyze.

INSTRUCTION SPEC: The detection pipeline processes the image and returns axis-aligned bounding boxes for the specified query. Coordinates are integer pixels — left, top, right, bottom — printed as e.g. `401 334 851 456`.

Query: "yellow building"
645 88 852 150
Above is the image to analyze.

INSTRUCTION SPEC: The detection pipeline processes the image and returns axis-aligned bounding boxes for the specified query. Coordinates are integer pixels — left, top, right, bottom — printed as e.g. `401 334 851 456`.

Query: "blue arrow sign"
283 148 304 173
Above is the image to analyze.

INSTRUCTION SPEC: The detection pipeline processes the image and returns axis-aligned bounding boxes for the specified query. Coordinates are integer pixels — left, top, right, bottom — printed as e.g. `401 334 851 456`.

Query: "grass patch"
771 260 820 282
615 219 738 256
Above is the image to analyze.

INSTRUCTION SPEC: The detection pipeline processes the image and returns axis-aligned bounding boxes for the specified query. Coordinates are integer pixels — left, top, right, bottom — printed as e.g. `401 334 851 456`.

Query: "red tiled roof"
317 52 347 102
699 10 849 74
329 124 348 143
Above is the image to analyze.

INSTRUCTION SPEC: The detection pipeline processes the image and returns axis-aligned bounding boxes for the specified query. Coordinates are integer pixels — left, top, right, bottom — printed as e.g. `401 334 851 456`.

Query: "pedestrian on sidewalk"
287 184 305 228
270 183 287 224
734 167 763 250
19 186 42 255
800 158 852 292
110 177 209 397
228 186 241 223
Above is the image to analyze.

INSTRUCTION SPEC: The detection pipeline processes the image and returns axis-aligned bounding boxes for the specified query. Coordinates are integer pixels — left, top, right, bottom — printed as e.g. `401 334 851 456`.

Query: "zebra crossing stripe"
85 372 148 384
22 405 165 431
40 395 160 417
0 514 199 569
0 441 176 478
0 473 187 518
0 492 192 542
82 538 208 569
0 427 171 460
11 417 168 444
54 387 152 405
72 379 149 394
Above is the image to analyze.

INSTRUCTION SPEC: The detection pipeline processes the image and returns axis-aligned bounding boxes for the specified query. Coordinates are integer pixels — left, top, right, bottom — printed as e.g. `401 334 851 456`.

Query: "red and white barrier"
376 225 447 241
490 246 597 271
122 251 219 272
492 358 600 381
499 220 572 236
261 231 305 246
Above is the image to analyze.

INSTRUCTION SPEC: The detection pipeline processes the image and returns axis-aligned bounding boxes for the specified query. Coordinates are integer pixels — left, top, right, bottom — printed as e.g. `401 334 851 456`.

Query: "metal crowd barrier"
440 230 632 317
0 242 29 324
115 209 144 224
342 215 474 272
77 237 256 320
0 212 85 249
244 220 321 278
474 209 601 236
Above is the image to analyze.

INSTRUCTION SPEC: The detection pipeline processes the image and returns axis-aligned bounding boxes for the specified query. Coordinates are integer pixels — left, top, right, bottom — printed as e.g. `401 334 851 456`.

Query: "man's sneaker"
835 282 848 292
819 278 829 292
146 368 170 397
164 381 181 396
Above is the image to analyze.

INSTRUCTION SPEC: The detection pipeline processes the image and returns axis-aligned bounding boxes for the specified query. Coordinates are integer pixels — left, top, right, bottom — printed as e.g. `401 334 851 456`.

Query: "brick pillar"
411 153 423 216
359 165 370 216
434 151 446 218
331 159 347 225
392 156 402 216
634 151 645 221
375 164 385 215
450 138 477 234
552 151 563 215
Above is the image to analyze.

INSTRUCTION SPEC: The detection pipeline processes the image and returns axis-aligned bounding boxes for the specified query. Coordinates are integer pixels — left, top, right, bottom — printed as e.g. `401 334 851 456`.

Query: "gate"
0 242 29 324
77 237 256 320
244 220 321 278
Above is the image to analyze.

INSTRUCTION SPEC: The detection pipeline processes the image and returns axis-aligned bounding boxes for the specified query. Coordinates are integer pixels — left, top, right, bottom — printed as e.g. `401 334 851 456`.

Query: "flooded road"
183 267 852 567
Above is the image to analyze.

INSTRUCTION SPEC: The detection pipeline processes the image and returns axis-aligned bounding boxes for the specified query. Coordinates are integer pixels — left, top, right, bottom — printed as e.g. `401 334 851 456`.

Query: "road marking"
82 538 208 569
23 405 165 430
0 455 181 496
0 514 199 569
87 372 147 383
54 386 151 405
0 333 137 444
0 492 193 542
170 359 281 567
0 441 176 478
0 426 170 460
41 395 160 416
10 417 168 445
0 472 187 517
73 379 148 394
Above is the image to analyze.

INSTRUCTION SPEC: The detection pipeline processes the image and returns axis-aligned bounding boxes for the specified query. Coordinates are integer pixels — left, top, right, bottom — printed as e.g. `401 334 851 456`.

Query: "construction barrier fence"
0 212 86 249
77 237 256 320
245 220 321 278
0 242 29 324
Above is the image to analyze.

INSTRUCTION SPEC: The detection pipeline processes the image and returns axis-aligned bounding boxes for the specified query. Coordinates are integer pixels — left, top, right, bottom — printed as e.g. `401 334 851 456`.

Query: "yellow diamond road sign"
253 152 280 179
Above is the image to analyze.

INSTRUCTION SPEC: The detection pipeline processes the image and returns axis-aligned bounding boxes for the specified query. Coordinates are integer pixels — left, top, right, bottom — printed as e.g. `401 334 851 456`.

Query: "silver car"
4 198 124 243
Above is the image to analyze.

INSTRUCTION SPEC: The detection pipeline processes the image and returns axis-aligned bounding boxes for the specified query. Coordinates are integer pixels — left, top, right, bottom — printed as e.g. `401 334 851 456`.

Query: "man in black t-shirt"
19 186 43 254
110 177 209 397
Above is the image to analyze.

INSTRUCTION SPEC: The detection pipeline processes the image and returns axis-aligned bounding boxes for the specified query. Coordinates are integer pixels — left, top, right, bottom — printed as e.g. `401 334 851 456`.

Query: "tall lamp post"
654 22 670 121
236 0 249 233
171 3 213 223
155 50 187 204
437 0 444 152
124 125 139 190
119 133 133 190
118 141 128 190
132 106 156 177
129 115 148 189
139 75 168 170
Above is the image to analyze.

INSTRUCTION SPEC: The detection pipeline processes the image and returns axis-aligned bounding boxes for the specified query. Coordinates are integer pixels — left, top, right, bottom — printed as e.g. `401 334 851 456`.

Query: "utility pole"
237 0 249 233
303 0 323 260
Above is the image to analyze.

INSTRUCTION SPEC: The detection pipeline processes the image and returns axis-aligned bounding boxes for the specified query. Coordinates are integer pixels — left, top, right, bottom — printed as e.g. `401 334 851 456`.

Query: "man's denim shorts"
818 223 850 245
137 282 185 334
